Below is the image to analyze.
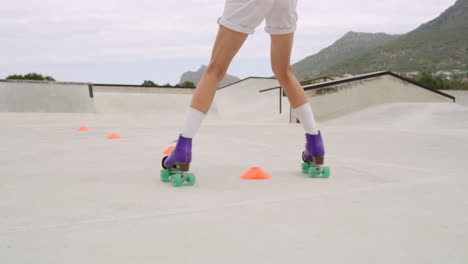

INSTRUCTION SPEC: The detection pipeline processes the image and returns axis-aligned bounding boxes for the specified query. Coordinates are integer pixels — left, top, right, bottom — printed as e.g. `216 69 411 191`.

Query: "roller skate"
160 134 196 187
301 131 330 178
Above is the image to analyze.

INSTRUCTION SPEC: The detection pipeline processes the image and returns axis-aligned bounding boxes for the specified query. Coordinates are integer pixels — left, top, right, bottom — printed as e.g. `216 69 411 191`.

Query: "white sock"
295 103 319 135
181 107 206 138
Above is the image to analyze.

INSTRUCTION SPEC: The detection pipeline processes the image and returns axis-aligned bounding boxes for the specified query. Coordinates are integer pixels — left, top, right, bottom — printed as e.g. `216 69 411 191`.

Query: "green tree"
142 80 157 86
6 73 55 81
413 72 447 90
5 74 24 80
178 81 196 87
411 71 468 90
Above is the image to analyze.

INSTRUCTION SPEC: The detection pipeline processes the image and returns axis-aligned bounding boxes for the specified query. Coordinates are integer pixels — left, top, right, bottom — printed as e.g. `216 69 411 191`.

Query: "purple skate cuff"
305 131 325 157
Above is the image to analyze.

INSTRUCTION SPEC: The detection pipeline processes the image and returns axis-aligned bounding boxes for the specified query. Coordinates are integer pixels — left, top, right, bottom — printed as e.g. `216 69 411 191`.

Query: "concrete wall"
213 78 288 121
291 74 454 122
93 85 194 95
444 90 468 107
93 92 196 116
92 85 220 118
92 80 286 120
0 80 95 113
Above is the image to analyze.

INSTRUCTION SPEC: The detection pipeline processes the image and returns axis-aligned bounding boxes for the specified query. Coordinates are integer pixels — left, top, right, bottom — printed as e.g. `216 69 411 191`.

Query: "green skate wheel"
160 169 170 182
301 162 310 174
171 173 183 187
186 173 196 186
322 167 330 178
308 166 318 178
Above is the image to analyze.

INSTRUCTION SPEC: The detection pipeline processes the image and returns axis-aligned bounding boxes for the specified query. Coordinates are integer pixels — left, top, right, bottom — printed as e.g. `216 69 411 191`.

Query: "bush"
142 80 157 87
6 73 55 81
410 72 468 90
178 81 196 88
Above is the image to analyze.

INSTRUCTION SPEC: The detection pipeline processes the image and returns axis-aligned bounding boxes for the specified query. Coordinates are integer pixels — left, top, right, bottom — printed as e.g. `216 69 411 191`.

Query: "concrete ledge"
0 80 96 113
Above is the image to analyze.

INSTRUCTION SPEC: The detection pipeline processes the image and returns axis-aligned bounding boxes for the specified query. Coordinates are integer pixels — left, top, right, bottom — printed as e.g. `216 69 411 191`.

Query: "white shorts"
217 0 298 35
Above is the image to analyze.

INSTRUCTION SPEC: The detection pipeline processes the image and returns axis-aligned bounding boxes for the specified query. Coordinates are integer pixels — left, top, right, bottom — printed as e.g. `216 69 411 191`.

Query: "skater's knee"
272 66 294 81
206 63 227 81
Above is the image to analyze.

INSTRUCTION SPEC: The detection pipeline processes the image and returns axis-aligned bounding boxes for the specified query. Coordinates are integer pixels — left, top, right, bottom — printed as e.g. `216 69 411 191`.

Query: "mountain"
179 65 240 88
325 0 468 75
292 31 400 80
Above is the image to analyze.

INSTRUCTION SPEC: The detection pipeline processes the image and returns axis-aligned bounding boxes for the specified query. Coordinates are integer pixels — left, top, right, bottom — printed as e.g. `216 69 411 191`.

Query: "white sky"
0 0 457 84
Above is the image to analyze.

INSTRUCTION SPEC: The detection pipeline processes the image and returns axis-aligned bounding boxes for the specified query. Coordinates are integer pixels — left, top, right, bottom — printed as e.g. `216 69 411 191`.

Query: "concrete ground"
1 91 468 263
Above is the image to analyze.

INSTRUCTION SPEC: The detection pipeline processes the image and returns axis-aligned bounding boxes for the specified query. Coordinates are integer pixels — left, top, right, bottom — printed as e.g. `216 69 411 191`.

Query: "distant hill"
179 65 240 88
325 0 468 75
292 31 400 80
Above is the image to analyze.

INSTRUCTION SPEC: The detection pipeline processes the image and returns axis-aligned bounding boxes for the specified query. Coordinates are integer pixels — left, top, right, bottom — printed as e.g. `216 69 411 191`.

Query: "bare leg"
162 26 249 179
190 25 249 114
271 32 319 136
270 33 307 108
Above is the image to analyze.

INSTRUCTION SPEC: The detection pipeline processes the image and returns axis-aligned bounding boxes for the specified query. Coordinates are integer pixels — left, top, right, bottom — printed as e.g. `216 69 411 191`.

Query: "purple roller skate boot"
160 134 196 187
301 131 330 178
163 134 192 171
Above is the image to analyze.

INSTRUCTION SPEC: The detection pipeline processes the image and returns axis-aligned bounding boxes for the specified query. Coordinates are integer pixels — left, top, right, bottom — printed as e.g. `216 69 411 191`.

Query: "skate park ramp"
92 84 219 120
212 77 290 122
291 71 455 122
445 90 468 107
1 80 468 263
92 78 288 122
0 79 95 113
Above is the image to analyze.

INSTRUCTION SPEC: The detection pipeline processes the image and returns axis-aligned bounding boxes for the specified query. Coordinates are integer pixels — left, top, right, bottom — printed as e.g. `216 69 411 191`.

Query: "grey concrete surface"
292 74 455 122
445 90 468 107
214 78 286 121
0 80 95 113
93 85 195 95
1 93 468 263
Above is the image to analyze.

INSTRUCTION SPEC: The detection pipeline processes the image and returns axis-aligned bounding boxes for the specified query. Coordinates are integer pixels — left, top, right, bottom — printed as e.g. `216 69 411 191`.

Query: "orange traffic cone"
107 133 121 139
162 146 175 155
239 167 272 180
78 126 89 131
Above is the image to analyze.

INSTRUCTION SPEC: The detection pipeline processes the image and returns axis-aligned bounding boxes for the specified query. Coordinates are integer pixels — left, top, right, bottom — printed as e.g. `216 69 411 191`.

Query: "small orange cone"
78 126 89 131
240 167 272 180
162 146 175 155
107 133 121 139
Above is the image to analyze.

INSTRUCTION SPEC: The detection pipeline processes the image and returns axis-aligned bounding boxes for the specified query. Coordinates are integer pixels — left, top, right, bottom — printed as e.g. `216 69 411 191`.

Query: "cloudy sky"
0 0 457 85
